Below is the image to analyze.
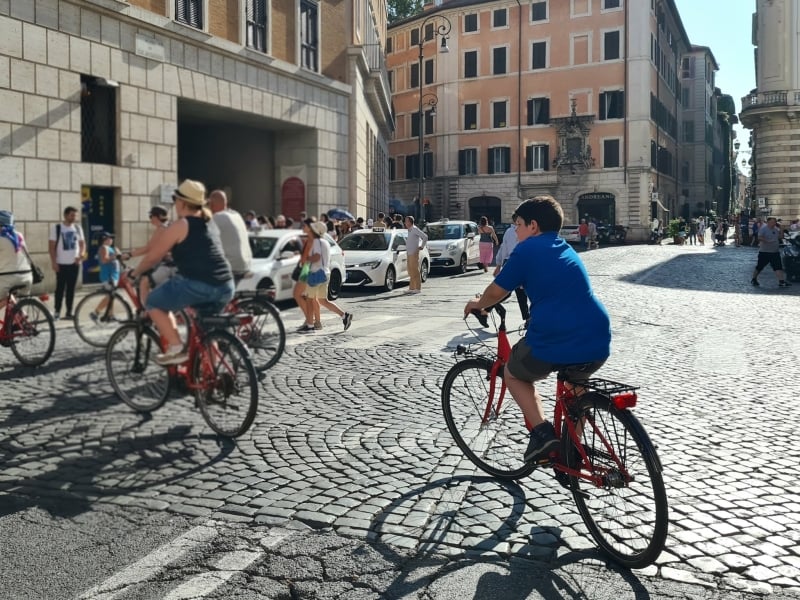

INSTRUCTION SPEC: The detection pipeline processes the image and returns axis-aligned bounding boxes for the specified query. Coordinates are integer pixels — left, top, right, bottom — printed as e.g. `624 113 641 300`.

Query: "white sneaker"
155 347 188 366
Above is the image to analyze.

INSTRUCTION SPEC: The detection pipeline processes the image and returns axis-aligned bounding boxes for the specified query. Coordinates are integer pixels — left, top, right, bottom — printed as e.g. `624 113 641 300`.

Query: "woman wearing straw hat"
129 179 234 365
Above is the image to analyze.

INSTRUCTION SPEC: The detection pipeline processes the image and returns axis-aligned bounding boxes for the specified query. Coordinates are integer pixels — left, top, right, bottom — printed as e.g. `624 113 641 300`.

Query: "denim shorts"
145 274 234 314
506 338 606 383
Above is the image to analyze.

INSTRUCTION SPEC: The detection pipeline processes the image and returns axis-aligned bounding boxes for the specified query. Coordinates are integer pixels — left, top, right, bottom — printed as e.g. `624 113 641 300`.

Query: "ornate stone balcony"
740 90 800 126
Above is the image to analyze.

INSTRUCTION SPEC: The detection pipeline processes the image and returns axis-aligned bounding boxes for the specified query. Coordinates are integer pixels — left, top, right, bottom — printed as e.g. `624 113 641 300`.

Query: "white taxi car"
235 229 346 302
559 225 581 244
339 227 430 292
424 219 481 273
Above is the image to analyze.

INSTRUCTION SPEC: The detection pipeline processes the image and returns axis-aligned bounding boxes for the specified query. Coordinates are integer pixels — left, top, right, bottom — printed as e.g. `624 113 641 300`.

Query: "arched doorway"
576 192 616 225
469 195 502 225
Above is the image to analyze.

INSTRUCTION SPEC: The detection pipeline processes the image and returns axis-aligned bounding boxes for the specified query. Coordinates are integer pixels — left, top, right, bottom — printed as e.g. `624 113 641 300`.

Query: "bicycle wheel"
442 358 535 480
74 290 133 347
235 298 286 371
106 323 170 412
9 297 55 367
561 392 668 569
193 330 258 437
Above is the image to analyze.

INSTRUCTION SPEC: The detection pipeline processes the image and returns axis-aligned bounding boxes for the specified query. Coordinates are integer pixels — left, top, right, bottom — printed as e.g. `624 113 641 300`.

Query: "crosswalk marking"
76 524 297 600
162 550 262 600
77 524 218 600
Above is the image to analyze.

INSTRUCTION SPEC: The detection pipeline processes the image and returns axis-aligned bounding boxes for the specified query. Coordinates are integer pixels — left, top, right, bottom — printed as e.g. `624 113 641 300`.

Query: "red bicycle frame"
475 310 639 489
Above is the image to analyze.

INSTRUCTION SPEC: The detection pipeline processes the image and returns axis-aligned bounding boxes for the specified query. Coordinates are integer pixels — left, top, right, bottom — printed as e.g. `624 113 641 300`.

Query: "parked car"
339 227 430 292
424 220 481 273
236 229 345 301
560 225 581 244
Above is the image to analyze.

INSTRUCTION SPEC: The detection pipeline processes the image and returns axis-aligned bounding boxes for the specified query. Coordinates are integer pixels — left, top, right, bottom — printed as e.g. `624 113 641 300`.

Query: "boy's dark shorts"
506 338 606 383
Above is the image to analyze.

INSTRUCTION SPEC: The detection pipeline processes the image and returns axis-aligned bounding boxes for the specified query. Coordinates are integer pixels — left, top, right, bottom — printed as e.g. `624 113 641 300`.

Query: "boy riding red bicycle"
463 195 612 464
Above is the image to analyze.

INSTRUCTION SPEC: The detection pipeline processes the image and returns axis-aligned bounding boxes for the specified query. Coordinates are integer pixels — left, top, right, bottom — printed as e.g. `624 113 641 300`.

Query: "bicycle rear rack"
577 378 639 409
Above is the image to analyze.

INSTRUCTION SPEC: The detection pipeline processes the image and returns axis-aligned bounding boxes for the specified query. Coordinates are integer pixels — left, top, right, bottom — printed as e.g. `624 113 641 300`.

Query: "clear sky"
674 0 755 167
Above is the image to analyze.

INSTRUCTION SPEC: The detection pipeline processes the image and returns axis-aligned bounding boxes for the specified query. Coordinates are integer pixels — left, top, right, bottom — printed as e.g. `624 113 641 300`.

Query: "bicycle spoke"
565 393 668 568
9 298 55 367
195 331 258 437
442 358 534 480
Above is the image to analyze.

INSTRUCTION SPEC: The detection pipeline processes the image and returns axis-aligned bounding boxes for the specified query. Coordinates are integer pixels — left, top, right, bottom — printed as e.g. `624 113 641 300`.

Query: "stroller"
782 232 800 281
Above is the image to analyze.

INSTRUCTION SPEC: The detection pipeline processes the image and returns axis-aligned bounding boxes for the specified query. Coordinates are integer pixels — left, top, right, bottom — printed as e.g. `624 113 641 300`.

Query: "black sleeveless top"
171 217 232 286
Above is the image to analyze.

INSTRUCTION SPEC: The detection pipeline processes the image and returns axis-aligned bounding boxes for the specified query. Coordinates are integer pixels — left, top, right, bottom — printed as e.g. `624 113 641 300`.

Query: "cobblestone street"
1 241 799 598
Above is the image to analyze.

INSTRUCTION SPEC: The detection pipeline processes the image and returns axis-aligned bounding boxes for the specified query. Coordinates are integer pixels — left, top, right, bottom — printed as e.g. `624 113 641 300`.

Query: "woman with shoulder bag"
477 216 499 273
292 219 315 332
298 221 352 333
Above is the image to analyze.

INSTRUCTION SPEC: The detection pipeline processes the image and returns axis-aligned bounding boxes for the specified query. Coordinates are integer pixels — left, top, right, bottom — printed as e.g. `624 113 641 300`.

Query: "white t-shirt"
310 237 330 272
49 223 84 265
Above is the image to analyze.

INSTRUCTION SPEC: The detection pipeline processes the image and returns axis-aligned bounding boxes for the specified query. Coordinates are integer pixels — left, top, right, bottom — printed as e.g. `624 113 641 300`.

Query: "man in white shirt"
208 190 253 281
48 206 85 320
404 215 428 294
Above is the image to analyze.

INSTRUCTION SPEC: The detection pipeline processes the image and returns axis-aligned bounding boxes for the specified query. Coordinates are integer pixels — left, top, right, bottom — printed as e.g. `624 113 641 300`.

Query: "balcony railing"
741 90 800 110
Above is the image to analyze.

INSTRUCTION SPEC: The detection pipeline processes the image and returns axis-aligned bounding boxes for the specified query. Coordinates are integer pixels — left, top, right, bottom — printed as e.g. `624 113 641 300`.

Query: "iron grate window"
81 75 117 165
176 0 202 29
246 0 267 52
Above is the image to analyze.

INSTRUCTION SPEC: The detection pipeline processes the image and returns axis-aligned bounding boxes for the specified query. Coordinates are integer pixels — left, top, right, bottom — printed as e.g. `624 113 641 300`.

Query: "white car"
424 220 481 273
339 227 430 292
235 229 346 301
560 225 581 244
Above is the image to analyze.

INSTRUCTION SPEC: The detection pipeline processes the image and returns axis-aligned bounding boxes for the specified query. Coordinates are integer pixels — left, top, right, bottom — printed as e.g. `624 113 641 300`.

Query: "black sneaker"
297 324 315 334
342 312 353 331
751 279 760 287
63 313 74 321
524 421 559 464
779 281 792 287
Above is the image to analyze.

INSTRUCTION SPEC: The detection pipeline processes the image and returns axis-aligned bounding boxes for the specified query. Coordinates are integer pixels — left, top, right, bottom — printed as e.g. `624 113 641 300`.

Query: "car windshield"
338 233 391 251
250 237 278 259
426 224 463 240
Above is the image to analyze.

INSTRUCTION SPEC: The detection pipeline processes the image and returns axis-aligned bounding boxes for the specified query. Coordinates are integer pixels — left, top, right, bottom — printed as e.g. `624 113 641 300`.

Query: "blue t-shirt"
494 231 611 364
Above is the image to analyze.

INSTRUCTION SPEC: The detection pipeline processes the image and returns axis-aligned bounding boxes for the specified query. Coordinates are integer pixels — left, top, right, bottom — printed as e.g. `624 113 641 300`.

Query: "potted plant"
668 219 684 245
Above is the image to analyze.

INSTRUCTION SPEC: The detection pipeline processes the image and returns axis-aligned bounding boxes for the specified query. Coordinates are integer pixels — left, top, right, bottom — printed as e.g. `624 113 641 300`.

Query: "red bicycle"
105 294 259 438
441 304 668 568
75 267 285 371
0 285 55 367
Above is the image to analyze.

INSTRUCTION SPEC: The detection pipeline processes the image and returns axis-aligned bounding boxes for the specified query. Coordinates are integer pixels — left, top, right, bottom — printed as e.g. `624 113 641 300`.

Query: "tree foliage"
388 0 423 24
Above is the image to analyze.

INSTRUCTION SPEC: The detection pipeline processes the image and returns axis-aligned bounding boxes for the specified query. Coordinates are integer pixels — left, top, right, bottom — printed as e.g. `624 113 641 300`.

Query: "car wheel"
456 254 467 274
328 269 342 300
420 259 429 283
383 266 396 292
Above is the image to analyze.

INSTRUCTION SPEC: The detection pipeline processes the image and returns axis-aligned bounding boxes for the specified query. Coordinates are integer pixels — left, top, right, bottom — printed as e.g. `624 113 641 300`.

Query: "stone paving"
1 240 799 596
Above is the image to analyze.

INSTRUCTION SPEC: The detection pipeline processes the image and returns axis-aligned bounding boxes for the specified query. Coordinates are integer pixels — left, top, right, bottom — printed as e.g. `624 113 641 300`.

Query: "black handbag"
21 245 44 284
291 264 302 282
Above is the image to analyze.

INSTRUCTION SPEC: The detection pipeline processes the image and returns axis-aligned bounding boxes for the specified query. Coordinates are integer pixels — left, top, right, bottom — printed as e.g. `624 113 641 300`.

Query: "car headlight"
446 242 459 251
356 260 382 269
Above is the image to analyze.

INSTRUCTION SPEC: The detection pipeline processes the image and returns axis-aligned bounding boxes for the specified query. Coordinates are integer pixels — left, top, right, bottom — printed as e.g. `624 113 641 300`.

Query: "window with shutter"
458 149 478 175
176 0 203 29
411 29 420 46
532 42 547 69
493 101 507 128
493 47 507 75
527 97 550 125
424 59 434 84
604 30 620 60
525 145 549 171
464 103 477 130
599 91 624 119
531 1 547 21
603 139 620 168
410 63 419 88
464 51 478 78
246 0 267 52
488 147 510 174
464 13 478 32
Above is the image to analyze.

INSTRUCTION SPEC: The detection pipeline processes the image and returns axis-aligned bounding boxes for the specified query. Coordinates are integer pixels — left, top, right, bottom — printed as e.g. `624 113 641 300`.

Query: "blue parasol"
327 208 355 221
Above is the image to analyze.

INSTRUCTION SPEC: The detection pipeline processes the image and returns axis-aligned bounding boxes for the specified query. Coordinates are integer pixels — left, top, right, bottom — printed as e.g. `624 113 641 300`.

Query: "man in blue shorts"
464 195 612 463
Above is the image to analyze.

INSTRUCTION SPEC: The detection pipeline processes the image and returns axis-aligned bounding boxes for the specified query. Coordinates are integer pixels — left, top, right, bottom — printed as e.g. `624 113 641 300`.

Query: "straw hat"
311 221 327 237
173 179 207 206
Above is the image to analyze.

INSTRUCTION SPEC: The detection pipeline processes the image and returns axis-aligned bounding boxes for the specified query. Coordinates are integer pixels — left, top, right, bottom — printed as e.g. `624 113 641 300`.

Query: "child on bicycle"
463 195 611 464
89 231 120 322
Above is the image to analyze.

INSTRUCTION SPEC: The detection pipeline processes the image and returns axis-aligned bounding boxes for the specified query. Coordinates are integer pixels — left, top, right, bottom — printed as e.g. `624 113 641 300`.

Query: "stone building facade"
0 0 392 287
386 0 694 240
740 0 800 222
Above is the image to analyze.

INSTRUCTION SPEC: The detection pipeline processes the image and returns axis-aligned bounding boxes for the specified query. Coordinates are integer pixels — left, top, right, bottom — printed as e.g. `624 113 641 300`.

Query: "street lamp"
416 14 451 221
